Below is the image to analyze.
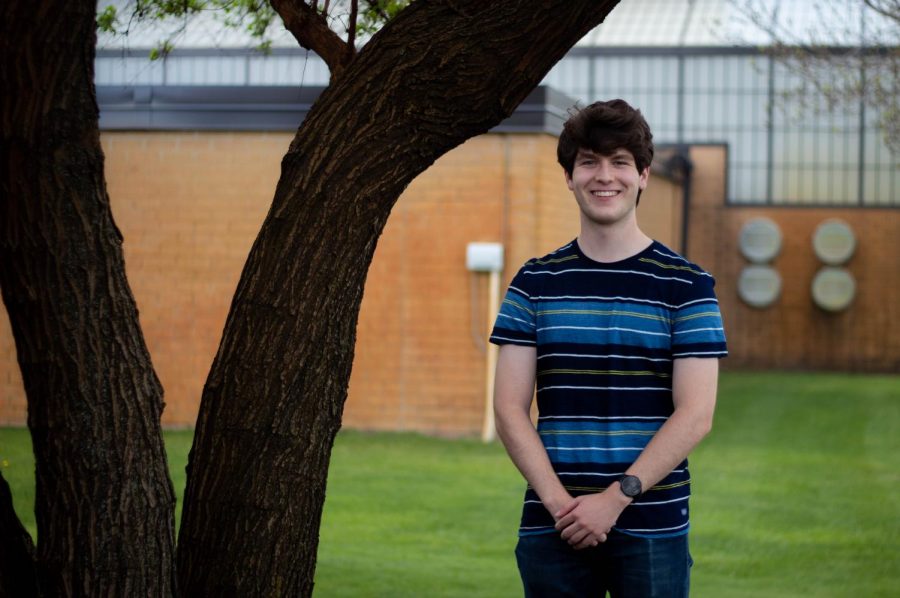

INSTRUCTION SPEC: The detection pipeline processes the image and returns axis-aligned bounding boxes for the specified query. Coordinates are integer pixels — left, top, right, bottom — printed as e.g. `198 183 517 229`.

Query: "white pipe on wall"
481 269 501 443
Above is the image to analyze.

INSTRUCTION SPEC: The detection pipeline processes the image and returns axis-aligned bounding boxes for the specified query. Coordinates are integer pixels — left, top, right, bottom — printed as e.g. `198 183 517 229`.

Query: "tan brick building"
2 87 898 434
685 146 900 373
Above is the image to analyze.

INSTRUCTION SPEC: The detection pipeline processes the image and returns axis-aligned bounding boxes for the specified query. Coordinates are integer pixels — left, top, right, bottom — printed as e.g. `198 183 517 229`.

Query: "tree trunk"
0 473 39 597
0 1 177 595
175 1 619 594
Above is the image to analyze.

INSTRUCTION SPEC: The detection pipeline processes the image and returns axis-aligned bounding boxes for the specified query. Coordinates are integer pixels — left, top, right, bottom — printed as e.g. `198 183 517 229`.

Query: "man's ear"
638 167 650 190
564 169 574 191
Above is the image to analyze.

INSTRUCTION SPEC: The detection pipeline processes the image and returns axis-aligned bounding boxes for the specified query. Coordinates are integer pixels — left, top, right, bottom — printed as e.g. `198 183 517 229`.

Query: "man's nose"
593 161 613 182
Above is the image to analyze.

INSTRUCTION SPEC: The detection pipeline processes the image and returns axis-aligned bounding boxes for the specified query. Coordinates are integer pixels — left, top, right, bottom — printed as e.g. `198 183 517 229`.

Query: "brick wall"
8 135 883 433
0 131 587 431
345 135 684 435
0 132 285 425
637 168 684 253
347 134 513 435
686 145 900 372
0 312 23 423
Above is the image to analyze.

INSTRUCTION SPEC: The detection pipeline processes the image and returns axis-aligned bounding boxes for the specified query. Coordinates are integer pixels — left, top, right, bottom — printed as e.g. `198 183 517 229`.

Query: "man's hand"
544 491 575 524
554 484 632 550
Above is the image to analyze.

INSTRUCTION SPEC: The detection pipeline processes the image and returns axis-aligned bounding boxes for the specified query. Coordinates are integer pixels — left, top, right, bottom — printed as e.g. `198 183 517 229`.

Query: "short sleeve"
672 274 728 359
489 267 537 347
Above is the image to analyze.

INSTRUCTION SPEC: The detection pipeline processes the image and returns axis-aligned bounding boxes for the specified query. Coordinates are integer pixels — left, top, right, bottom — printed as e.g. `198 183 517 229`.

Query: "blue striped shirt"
490 239 727 538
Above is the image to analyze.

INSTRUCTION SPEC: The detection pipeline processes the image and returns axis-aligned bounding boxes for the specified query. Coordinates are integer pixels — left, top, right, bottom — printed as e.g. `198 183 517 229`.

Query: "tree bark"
0 473 39 597
175 0 619 595
0 1 176 595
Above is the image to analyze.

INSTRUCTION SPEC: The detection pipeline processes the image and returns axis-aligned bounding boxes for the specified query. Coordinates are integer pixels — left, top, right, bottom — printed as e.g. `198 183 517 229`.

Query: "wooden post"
482 269 501 442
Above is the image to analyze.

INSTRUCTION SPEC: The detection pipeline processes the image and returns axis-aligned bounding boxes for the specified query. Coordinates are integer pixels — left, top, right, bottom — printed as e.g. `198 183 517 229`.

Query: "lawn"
1 371 898 597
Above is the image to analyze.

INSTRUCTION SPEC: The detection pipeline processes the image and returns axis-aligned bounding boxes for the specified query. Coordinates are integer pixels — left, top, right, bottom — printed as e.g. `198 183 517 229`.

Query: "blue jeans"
515 530 692 597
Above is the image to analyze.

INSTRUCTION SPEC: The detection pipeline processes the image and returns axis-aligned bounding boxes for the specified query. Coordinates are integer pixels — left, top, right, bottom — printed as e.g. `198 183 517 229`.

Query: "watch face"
620 475 642 497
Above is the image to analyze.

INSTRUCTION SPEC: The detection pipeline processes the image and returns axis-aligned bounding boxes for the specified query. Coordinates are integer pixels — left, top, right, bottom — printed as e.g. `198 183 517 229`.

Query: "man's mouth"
591 190 619 197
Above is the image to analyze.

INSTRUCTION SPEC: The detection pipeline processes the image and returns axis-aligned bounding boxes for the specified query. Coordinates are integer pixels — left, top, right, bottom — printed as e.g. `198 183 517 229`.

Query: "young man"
490 99 727 597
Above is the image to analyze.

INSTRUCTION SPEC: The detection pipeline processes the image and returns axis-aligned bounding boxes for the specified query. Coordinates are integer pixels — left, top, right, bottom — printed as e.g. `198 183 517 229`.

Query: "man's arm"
555 357 720 549
493 344 573 521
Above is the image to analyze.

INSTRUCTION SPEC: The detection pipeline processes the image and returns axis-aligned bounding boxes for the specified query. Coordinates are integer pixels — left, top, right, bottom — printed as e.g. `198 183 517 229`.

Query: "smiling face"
565 147 649 230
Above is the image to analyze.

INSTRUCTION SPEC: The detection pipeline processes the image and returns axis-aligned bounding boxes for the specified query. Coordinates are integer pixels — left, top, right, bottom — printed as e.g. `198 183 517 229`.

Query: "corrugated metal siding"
94 46 897 207
96 51 331 87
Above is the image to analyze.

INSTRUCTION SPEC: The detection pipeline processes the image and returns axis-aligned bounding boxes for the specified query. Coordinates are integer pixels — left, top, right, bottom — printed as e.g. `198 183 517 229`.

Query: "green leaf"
97 5 118 33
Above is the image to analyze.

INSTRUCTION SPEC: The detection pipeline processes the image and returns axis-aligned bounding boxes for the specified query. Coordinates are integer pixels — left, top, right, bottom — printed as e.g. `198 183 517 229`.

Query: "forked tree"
0 0 621 595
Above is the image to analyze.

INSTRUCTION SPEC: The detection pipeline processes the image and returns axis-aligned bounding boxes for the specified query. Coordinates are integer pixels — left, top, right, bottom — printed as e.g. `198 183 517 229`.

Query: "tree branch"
862 0 900 25
347 0 359 49
269 0 354 77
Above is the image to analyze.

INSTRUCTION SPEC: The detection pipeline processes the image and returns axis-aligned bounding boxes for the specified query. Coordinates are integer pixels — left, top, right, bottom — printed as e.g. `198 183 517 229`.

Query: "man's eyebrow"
576 149 633 160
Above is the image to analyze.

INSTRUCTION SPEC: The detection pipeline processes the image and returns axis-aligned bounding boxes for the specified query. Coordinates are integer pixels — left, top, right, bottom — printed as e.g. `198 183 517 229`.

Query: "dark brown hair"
557 99 654 177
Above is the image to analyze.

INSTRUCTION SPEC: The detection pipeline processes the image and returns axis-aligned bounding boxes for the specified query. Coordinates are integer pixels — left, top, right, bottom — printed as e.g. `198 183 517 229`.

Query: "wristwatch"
618 474 643 499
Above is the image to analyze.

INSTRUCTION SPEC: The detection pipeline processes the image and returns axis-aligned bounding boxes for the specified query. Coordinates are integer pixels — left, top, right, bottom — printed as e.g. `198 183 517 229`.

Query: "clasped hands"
553 490 630 550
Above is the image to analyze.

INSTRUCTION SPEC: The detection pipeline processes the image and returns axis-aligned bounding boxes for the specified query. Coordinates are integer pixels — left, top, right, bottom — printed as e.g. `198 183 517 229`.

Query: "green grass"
1 371 898 596
315 432 523 597
689 372 900 598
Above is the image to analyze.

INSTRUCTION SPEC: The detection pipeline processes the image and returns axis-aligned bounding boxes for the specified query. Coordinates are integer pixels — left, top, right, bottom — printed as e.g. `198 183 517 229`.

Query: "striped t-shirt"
490 239 728 538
